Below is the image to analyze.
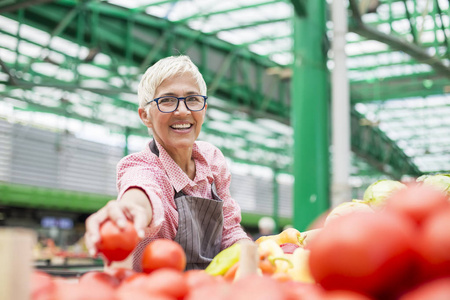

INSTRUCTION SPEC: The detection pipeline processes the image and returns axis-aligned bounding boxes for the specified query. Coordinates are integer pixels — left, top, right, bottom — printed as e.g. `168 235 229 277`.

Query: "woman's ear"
138 108 152 128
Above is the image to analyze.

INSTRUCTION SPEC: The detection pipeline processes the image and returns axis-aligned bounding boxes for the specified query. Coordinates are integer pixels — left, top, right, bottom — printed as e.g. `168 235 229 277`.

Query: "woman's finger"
130 207 150 239
104 200 128 228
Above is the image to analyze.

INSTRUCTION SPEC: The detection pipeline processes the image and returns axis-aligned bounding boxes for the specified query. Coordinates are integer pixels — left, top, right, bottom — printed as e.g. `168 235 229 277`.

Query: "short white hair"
137 55 207 113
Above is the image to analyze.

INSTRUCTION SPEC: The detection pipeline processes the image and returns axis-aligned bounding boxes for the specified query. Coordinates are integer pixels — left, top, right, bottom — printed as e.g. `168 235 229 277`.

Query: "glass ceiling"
0 0 449 178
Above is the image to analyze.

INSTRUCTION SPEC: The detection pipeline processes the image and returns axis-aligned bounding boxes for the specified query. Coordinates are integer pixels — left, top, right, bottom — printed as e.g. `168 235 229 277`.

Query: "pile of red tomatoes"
308 183 450 299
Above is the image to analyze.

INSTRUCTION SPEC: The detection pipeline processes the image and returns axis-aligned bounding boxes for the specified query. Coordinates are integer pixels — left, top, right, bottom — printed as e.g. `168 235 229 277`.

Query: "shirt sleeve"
209 146 252 249
116 153 170 237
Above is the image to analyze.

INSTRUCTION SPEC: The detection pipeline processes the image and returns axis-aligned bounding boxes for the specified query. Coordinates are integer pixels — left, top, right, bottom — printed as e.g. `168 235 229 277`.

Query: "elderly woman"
84 55 250 271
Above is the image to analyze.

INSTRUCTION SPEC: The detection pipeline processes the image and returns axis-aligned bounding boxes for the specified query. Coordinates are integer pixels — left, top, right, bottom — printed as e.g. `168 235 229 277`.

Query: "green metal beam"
0 181 112 213
350 108 421 179
0 0 54 13
291 0 330 231
348 0 450 78
350 75 449 102
131 0 178 13
4 1 287 120
208 17 289 35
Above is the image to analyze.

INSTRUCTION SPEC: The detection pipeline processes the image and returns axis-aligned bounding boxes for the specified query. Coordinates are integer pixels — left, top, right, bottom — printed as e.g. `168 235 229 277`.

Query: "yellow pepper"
205 243 241 276
287 247 315 283
255 227 305 247
257 239 293 274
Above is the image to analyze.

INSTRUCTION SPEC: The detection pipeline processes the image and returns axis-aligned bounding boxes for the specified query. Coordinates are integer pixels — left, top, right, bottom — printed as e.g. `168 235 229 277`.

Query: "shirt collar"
154 140 213 193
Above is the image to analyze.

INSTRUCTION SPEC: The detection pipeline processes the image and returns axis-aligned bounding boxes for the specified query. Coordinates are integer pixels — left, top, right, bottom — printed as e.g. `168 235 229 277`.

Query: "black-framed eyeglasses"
145 95 207 113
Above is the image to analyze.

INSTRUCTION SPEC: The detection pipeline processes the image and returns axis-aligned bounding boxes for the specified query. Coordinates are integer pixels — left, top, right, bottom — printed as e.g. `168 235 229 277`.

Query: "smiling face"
139 73 207 155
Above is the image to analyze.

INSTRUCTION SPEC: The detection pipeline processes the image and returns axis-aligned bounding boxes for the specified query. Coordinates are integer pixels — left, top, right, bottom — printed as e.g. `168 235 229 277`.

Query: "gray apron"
149 140 223 270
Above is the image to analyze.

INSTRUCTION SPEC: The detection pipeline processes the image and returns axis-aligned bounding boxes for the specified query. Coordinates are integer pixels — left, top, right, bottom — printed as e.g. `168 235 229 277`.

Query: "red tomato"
106 267 138 282
116 289 176 300
142 268 188 299
78 271 120 288
77 271 119 299
416 207 450 280
52 279 81 300
116 273 149 295
183 269 217 290
308 211 416 298
228 274 288 300
31 270 55 300
399 277 450 300
281 281 324 300
184 280 230 300
141 239 186 273
322 290 374 300
385 184 449 227
97 219 140 262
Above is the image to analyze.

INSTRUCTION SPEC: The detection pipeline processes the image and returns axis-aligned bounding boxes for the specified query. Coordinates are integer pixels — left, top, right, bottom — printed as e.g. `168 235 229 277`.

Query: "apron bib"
149 140 223 270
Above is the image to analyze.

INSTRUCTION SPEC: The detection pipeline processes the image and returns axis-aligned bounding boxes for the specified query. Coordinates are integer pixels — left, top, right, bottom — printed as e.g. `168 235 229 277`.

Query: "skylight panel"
207 108 231 121
18 41 42 58
258 2 292 18
217 30 258 45
144 5 169 18
107 0 151 9
49 36 85 58
0 33 18 50
257 118 292 135
31 62 59 77
94 53 112 65
55 69 75 82
0 16 18 33
376 23 392 34
109 77 125 88
231 119 272 136
46 51 65 65
270 52 293 66
205 120 243 135
19 24 50 46
80 79 111 90
161 2 204 21
0 48 16 64
391 19 412 34
78 64 110 78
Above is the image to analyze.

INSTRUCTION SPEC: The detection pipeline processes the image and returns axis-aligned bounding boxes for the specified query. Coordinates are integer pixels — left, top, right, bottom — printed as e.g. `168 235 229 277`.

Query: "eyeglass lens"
158 96 205 112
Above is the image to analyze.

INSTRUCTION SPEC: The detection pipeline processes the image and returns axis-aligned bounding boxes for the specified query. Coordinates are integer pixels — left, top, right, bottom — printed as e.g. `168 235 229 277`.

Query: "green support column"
291 0 330 230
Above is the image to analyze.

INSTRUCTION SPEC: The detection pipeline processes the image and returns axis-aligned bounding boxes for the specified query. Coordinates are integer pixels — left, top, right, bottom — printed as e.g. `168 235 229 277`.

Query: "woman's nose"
175 100 191 114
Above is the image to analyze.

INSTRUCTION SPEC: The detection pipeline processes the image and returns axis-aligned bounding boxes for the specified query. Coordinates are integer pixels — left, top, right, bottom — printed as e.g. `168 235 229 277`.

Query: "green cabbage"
417 174 450 198
362 179 406 208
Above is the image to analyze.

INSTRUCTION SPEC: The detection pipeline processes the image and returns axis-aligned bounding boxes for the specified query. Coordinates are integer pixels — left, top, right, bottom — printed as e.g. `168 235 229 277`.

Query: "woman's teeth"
171 123 191 129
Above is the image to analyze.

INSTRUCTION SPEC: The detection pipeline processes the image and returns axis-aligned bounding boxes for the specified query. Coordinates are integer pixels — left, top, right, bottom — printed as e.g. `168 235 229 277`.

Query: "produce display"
31 174 450 299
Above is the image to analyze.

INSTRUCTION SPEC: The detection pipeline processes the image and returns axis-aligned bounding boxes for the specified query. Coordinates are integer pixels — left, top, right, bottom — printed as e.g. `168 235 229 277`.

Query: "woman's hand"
84 188 153 256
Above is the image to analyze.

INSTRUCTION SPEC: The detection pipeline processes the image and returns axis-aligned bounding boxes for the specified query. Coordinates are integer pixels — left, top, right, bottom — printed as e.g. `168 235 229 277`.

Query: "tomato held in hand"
97 220 140 262
141 239 186 273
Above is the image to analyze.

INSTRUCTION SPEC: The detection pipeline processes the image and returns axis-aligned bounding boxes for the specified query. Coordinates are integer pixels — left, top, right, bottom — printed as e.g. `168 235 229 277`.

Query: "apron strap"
149 139 159 157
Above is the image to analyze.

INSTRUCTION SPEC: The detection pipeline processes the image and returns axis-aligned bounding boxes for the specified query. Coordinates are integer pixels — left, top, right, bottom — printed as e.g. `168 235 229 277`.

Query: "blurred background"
0 0 449 263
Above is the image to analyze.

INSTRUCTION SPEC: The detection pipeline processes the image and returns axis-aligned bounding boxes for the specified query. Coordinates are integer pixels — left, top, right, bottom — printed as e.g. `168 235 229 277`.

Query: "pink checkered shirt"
116 139 250 256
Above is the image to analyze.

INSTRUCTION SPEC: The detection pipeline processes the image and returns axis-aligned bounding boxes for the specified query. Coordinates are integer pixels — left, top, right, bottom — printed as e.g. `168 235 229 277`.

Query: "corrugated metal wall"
0 119 293 218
